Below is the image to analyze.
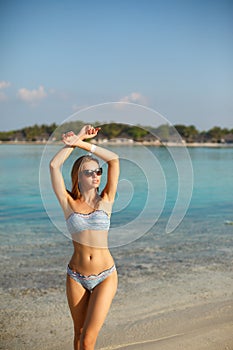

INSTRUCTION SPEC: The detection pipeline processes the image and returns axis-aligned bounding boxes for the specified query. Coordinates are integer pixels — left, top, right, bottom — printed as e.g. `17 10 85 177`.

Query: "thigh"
66 274 90 332
83 270 118 336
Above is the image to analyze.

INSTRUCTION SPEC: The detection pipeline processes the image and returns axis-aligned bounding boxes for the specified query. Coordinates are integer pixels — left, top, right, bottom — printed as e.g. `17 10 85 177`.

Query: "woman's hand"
62 126 101 146
78 125 101 140
62 131 79 147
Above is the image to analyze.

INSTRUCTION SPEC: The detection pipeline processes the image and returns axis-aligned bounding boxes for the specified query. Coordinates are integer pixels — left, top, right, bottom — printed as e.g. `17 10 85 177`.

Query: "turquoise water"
0 144 233 291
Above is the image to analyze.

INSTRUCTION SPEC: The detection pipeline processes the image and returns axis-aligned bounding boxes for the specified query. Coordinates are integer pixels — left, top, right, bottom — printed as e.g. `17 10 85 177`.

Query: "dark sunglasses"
82 167 103 177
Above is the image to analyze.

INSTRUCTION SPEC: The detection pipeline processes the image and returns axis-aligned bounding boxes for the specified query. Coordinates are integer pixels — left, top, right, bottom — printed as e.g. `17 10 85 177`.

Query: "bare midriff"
68 230 114 276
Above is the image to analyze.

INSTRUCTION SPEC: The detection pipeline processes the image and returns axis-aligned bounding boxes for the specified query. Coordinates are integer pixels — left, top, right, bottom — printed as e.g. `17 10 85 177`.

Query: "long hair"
67 155 100 200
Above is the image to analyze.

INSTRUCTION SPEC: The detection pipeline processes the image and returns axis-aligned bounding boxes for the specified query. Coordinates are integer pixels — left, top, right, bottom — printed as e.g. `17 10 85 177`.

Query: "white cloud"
119 92 147 105
0 81 11 101
17 85 47 103
0 81 11 89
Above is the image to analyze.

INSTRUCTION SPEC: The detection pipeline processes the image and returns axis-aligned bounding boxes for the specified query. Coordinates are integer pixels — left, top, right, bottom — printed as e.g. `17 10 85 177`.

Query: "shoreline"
1 140 233 148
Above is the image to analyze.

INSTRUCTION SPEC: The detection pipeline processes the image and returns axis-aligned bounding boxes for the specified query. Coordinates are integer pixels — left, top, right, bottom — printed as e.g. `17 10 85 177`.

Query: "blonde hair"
68 155 100 199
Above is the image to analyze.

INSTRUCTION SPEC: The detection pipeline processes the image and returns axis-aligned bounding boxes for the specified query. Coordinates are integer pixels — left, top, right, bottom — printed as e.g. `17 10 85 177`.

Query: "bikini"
66 209 110 234
66 209 116 292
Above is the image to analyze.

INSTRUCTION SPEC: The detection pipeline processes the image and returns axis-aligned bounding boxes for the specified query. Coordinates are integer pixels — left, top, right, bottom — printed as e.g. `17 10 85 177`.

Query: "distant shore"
1 140 233 148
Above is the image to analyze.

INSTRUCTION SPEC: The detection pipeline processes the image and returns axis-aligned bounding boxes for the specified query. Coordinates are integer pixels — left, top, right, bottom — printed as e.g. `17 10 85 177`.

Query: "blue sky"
0 0 232 131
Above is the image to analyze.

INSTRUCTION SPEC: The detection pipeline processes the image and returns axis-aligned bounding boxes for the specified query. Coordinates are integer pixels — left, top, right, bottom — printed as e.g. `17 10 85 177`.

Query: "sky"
0 0 233 131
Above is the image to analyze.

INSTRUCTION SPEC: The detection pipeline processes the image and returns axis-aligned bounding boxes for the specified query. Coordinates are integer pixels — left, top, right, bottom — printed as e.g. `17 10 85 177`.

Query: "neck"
80 189 99 204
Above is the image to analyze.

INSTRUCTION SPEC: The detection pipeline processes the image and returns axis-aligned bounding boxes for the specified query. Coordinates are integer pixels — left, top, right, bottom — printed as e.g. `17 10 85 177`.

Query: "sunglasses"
82 168 103 177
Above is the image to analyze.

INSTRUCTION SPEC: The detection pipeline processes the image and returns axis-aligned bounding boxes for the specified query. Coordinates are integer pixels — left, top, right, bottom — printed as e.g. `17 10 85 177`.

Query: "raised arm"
49 144 75 210
62 126 120 202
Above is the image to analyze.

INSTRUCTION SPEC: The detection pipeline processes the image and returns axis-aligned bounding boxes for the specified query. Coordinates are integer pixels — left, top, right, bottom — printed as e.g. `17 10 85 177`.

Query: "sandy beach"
108 300 233 350
1 268 233 350
1 295 232 350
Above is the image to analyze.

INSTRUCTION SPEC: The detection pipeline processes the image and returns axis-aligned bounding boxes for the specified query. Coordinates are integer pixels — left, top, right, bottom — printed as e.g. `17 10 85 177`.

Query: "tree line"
0 121 233 143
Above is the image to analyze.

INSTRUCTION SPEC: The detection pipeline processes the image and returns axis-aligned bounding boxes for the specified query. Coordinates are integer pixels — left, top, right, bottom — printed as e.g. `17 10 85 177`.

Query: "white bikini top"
66 209 110 234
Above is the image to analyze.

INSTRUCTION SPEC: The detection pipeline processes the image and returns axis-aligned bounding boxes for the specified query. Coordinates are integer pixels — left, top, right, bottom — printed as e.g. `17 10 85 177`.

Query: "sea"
0 144 233 296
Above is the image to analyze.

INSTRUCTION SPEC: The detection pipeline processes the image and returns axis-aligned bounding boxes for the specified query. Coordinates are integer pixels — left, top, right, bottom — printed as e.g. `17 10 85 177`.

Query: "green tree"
154 124 170 141
207 127 224 142
126 125 148 140
100 123 124 139
174 124 199 142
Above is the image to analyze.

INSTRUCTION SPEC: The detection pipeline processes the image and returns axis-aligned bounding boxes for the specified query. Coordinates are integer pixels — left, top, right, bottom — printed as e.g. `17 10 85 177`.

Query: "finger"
85 125 91 132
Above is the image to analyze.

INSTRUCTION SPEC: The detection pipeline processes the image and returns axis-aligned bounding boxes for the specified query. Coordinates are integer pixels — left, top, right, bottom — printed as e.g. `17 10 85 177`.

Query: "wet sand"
1 245 233 350
107 300 233 350
1 272 233 350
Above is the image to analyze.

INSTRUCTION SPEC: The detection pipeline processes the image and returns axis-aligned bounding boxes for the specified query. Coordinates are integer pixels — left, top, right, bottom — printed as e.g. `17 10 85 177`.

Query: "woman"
50 125 119 350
